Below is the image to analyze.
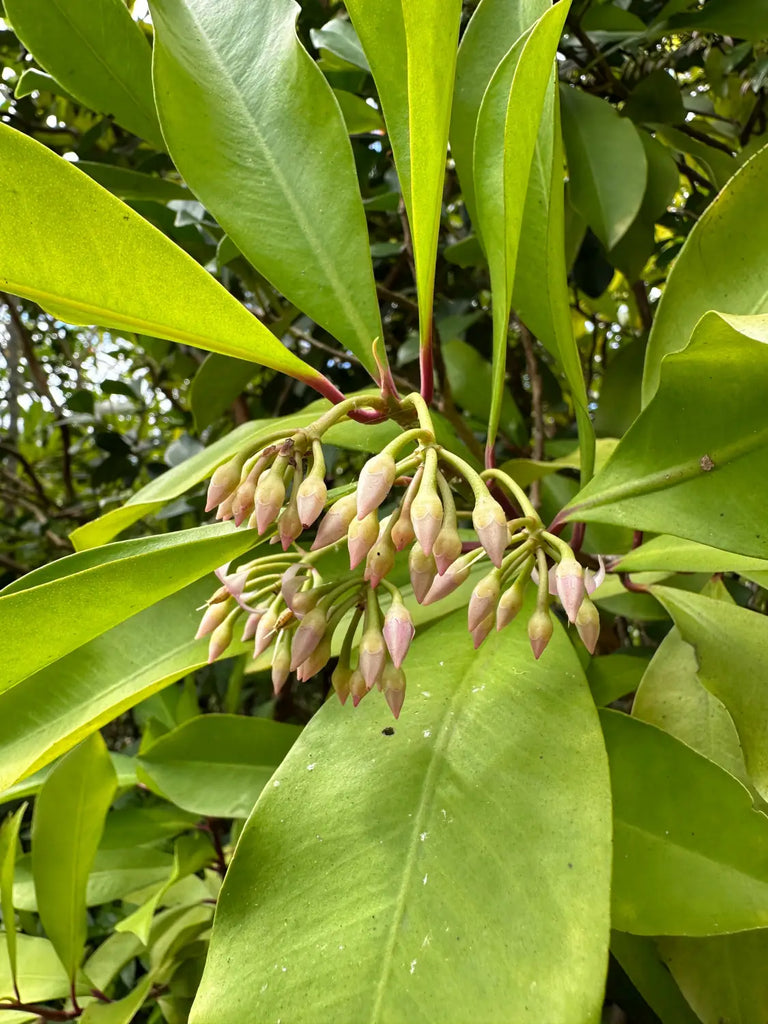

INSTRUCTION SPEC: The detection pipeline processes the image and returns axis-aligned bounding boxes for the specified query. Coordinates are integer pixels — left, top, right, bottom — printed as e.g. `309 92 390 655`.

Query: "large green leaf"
657 931 768 1023
560 86 647 250
451 0 548 228
653 586 768 803
0 935 72 1007
138 715 302 819
666 0 768 42
473 1 570 451
3 0 163 148
643 142 768 403
192 606 611 1024
0 125 325 388
32 734 117 979
603 710 768 935
564 313 768 559
0 524 259 692
345 0 462 365
149 0 382 379
617 535 768 578
0 578 247 793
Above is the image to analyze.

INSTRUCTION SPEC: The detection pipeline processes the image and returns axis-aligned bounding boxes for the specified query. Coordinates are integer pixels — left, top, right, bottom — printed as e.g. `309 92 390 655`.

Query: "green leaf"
189 355 258 433
0 934 72 1006
81 975 153 1024
451 0 548 228
441 338 526 445
473 1 570 452
622 69 685 125
15 67 76 102
653 586 768 803
0 523 261 691
617 535 768 579
309 19 370 72
654 123 737 192
632 626 749 786
32 733 117 979
0 125 325 388
77 162 189 203
587 653 650 706
565 313 768 559
149 0 383 380
643 142 768 404
0 803 27 997
191 606 611 1024
3 0 163 148
610 932 702 1024
138 715 302 819
101 803 200 851
345 0 462 362
334 90 384 134
602 709 768 935
666 0 768 42
560 86 648 250
0 577 249 793
657 931 768 1023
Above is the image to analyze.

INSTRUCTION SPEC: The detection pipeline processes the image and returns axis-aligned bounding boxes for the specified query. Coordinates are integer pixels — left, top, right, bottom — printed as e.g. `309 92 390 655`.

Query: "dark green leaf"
622 70 685 125
77 162 188 202
610 932 702 1024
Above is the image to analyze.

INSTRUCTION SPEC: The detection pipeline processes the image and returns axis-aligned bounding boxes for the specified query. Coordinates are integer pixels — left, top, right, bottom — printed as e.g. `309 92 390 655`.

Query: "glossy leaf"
0 125 325 389
345 0 462 365
643 142 768 403
77 162 188 202
0 935 72 1006
32 734 117 979
565 313 768 559
653 586 768 802
0 578 250 793
603 709 768 935
0 803 27 997
666 0 768 42
610 932 702 1024
632 626 748 786
587 653 650 706
309 19 369 72
451 0 548 228
192 606 611 1024
138 715 302 819
657 931 768 1023
334 90 385 134
473 1 570 451
149 0 383 380
618 535 768 578
0 523 260 691
81 975 153 1024
3 0 163 148
560 86 647 250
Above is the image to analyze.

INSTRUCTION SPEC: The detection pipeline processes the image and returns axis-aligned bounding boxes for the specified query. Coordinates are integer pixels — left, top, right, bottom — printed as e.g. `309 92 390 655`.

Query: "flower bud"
390 509 415 551
555 557 586 624
348 511 379 570
575 595 600 654
468 571 501 632
278 502 303 551
195 600 231 639
271 631 292 694
242 610 263 641
381 662 407 719
253 607 278 657
357 452 396 519
349 667 368 708
432 523 463 576
254 468 286 534
296 475 328 527
470 611 495 650
410 483 443 556
311 493 357 550
231 474 259 528
409 544 437 604
383 602 415 669
496 577 526 631
364 530 397 589
215 493 235 522
297 635 332 681
359 628 387 690
290 588 321 619
472 496 508 568
280 564 306 610
527 607 553 660
205 459 241 513
207 613 236 662
331 661 352 705
422 556 472 605
289 607 327 671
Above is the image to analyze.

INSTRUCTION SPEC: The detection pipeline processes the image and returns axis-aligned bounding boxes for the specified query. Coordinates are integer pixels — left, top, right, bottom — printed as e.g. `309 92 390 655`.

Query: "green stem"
399 392 437 435
481 467 540 523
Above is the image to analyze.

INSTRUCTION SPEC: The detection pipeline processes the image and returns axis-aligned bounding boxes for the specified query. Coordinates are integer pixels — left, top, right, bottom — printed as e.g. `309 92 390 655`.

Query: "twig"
519 325 544 509
631 280 653 333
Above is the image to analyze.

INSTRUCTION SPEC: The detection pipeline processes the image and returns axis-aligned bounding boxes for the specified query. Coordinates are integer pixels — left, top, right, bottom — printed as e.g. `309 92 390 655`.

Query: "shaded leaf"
666 0 768 42
0 803 27 997
77 162 188 202
81 975 153 1024
610 932 702 1024
622 70 685 125
588 653 650 706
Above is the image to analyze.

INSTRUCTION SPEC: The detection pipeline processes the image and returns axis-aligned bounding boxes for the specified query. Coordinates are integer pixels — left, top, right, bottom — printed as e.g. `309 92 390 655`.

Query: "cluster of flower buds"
197 393 606 717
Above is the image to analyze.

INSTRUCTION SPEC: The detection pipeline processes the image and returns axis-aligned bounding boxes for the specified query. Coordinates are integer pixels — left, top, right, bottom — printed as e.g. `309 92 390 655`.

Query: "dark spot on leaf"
382 726 395 736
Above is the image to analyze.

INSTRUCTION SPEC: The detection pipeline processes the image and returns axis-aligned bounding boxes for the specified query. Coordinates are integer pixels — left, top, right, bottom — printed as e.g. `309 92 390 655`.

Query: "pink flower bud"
585 555 606 595
409 544 437 604
390 509 415 551
231 477 257 528
468 571 501 632
278 503 303 551
289 607 327 671
215 493 235 522
381 662 406 719
311 493 357 550
205 459 241 513
242 611 263 641
254 470 285 534
555 557 586 623
280 564 305 610
472 496 508 568
357 452 396 519
195 601 231 639
331 662 352 705
410 484 443 556
364 530 396 589
296 475 328 527
383 603 415 669
575 596 600 654
496 578 526 631
349 668 368 708
432 523 463 575
254 608 278 657
348 511 379 570
296 635 332 681
422 557 471 605
207 614 236 662
528 607 553 660
359 628 387 690
471 611 495 650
